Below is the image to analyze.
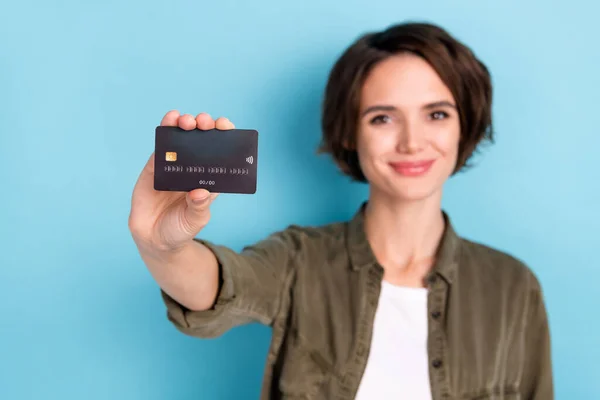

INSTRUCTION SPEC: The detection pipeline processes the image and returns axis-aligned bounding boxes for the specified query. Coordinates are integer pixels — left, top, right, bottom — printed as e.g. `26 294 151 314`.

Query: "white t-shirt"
354 280 432 400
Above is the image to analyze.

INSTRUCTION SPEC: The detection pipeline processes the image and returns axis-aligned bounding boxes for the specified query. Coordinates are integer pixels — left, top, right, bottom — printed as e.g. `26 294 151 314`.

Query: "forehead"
360 53 454 108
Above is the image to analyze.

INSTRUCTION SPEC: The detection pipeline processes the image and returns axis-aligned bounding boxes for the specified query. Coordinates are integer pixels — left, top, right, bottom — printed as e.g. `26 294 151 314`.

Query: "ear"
341 135 356 151
342 138 350 150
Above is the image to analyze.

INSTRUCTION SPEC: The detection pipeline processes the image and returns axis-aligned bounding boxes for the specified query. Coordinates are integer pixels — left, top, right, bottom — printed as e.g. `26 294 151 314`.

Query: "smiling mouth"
388 160 435 177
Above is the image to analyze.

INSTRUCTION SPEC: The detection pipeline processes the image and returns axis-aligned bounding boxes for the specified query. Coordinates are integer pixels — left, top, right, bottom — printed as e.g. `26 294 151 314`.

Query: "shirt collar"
346 201 460 284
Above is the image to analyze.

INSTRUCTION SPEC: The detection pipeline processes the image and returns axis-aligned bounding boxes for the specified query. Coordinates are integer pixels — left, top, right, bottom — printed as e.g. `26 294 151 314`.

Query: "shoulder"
251 220 351 271
458 237 543 294
274 220 349 251
287 220 348 239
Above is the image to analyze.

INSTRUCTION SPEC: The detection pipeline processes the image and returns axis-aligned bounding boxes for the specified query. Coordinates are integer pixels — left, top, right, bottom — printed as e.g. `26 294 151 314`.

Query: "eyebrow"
424 101 456 110
360 101 457 117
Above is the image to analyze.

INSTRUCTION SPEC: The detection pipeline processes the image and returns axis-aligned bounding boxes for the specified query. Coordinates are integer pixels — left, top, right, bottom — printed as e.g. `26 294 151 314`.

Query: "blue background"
1 0 598 398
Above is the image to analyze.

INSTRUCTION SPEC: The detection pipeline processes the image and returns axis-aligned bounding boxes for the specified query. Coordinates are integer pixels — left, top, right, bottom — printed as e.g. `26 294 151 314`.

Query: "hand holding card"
128 111 247 252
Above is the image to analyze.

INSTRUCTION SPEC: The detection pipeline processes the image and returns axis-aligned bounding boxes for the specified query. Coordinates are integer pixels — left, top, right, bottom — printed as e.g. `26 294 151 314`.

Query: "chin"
390 184 441 203
368 173 445 204
363 159 453 203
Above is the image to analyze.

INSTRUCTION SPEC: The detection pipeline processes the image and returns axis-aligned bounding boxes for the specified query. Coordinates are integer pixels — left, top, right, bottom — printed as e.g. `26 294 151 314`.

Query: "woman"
129 22 553 399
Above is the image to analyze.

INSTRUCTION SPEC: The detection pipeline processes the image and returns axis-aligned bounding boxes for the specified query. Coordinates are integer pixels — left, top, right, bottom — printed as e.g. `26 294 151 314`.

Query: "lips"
389 159 435 177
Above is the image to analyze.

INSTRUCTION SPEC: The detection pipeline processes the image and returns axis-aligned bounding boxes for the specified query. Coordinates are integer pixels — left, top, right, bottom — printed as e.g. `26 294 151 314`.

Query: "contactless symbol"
246 156 253 164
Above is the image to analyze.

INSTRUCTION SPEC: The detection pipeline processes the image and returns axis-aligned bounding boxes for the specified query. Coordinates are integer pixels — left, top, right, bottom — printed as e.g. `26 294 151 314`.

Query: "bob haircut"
318 22 494 182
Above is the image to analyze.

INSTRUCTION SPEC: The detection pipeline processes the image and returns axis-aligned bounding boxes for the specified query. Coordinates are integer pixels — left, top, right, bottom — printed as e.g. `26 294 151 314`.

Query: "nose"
396 120 425 154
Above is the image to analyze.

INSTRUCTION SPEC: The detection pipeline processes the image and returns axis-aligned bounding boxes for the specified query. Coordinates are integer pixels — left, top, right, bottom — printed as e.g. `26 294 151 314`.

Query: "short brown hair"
318 22 494 182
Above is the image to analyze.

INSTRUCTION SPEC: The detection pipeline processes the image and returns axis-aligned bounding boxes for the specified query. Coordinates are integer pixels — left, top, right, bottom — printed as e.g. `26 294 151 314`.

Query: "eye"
369 114 391 125
429 111 449 120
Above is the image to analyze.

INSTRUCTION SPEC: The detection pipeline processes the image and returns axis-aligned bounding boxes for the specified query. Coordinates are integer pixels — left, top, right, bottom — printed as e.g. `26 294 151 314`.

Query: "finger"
184 189 216 229
187 188 212 203
215 117 235 130
196 113 216 130
187 189 219 204
161 110 180 126
178 114 196 130
143 152 155 175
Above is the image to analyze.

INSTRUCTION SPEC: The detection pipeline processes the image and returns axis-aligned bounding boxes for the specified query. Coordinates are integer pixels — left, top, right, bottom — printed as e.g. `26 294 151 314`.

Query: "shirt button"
431 310 441 319
432 359 443 369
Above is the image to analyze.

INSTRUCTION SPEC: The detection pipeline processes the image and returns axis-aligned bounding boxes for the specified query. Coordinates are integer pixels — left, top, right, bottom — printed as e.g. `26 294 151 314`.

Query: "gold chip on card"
165 152 177 161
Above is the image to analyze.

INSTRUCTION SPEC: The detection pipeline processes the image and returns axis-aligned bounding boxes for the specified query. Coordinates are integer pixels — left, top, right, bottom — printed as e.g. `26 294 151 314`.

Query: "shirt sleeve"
523 273 554 400
160 226 301 338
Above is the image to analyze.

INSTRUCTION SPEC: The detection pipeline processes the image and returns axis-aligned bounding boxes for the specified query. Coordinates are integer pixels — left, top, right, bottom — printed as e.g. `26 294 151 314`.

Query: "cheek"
430 123 460 158
357 126 396 157
356 128 390 179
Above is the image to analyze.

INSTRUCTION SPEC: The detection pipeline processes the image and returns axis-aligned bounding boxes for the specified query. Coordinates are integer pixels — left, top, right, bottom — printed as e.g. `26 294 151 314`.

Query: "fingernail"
193 195 210 204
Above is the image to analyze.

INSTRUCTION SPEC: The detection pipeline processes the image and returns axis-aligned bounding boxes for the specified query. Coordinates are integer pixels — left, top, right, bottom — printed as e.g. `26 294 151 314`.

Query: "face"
355 53 460 203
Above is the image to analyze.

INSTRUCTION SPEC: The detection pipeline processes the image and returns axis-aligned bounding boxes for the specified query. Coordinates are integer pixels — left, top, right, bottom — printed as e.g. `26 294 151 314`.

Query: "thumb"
183 189 218 231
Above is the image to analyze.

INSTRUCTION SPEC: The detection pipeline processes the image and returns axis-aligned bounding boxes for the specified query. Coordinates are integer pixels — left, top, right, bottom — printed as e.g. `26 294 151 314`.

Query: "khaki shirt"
161 203 553 399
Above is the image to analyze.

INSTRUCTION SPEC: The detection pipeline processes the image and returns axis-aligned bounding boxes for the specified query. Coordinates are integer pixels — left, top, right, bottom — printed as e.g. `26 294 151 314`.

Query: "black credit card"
153 126 258 194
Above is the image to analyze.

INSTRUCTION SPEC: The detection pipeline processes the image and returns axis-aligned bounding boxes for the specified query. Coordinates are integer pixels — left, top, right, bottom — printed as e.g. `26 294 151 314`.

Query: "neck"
364 189 446 285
